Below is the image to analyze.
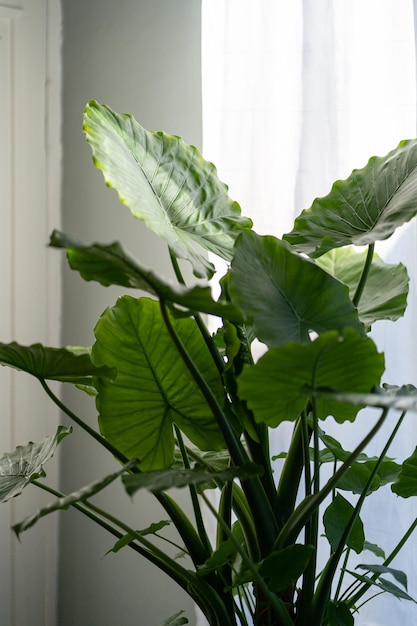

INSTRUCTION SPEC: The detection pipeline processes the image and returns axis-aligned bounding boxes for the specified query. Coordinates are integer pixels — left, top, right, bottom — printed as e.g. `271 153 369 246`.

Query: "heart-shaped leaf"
317 247 409 326
0 426 72 503
50 230 242 321
237 329 384 426
229 231 363 347
0 342 114 385
284 139 417 257
323 493 365 554
84 101 252 278
92 296 225 470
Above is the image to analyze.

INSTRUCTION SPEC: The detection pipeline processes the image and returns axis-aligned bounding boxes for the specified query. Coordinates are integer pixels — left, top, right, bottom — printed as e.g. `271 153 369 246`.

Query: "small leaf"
391 447 417 498
123 463 262 495
229 231 363 346
284 139 417 257
363 541 386 559
326 601 354 626
84 101 252 278
238 329 384 427
323 493 364 554
356 564 408 590
317 247 409 326
259 544 315 592
346 571 416 603
0 426 72 503
158 611 188 626
107 520 171 555
0 342 115 385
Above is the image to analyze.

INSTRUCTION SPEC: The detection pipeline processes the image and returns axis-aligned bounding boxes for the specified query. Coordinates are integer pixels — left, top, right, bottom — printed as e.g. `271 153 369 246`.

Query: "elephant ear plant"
2 101 417 626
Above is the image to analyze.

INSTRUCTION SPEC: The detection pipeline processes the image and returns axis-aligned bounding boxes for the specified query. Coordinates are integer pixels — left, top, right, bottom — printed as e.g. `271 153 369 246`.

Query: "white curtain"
201 1 417 625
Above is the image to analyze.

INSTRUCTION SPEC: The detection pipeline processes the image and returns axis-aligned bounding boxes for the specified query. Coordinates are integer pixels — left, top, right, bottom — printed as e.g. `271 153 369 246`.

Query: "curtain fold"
202 2 417 624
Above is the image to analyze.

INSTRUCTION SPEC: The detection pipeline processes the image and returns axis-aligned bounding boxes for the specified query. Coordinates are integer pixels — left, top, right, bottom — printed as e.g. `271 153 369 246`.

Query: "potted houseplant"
1 101 417 626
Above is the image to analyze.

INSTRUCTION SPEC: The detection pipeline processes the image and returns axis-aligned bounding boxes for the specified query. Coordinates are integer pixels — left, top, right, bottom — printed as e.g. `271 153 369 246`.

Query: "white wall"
0 1 61 624
59 2 202 624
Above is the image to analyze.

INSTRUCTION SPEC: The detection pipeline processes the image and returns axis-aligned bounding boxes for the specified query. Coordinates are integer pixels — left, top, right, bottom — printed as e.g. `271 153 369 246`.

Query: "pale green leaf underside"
317 247 409 326
84 101 252 278
92 297 225 471
229 232 363 347
0 426 72 503
284 139 417 257
0 342 114 385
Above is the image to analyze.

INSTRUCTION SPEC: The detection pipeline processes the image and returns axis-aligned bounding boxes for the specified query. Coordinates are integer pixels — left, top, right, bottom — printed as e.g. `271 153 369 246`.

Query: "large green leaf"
0 342 114 385
83 101 252 278
0 426 72 503
50 230 242 321
229 231 363 347
317 247 409 326
323 493 365 554
284 139 417 257
237 329 384 427
391 447 417 498
92 296 225 470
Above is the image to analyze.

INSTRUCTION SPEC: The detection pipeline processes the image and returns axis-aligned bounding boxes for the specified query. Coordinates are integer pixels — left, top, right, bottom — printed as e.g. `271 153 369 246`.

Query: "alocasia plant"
1 101 417 625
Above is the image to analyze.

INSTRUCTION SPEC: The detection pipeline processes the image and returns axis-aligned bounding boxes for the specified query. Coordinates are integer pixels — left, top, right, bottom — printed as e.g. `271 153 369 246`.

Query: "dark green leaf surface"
0 342 114 385
391 447 417 497
229 232 363 346
317 247 409 326
238 329 384 426
50 231 242 321
284 139 417 256
84 101 252 278
326 601 354 626
323 493 364 554
92 296 225 470
0 426 72 503
259 544 315 592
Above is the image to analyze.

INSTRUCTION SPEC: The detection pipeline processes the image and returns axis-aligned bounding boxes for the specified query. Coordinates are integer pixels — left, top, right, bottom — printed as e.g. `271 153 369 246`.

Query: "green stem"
311 408 404 624
296 405 319 625
39 378 210 569
174 424 212 556
201 492 294 626
169 248 225 375
353 243 374 307
275 408 388 550
81 494 234 625
159 299 278 556
276 418 309 528
39 378 132 464
346 513 417 608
